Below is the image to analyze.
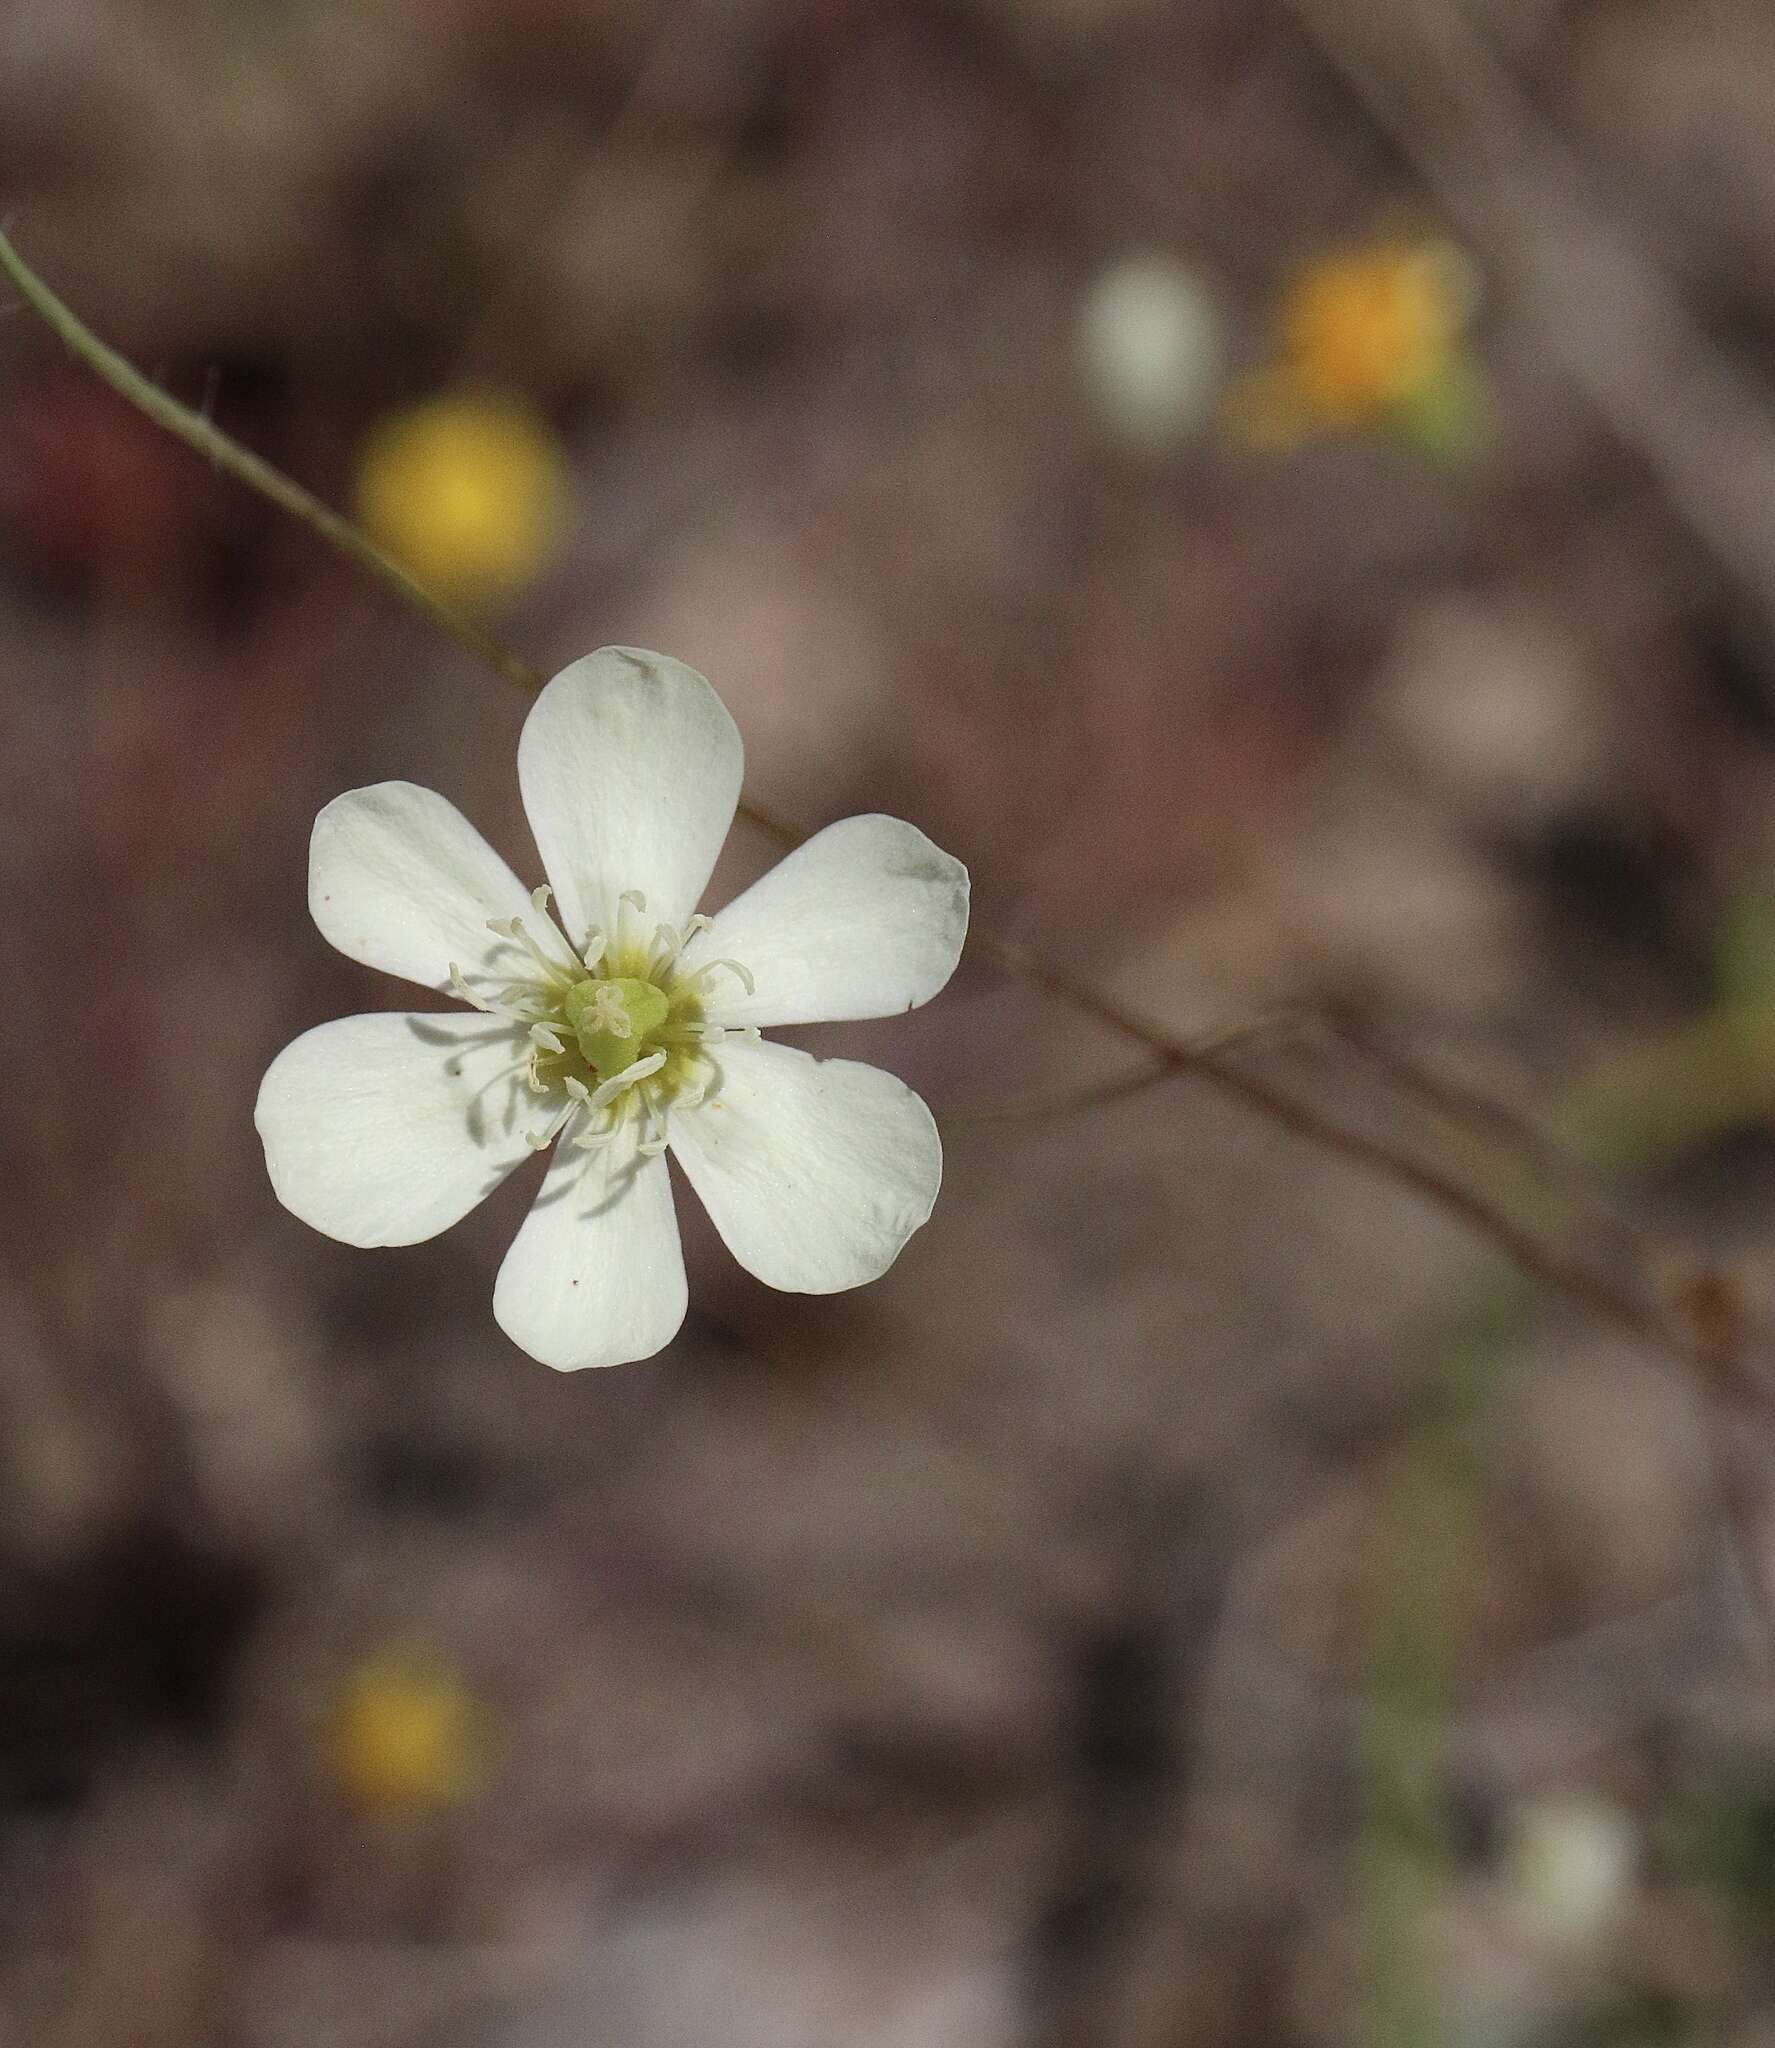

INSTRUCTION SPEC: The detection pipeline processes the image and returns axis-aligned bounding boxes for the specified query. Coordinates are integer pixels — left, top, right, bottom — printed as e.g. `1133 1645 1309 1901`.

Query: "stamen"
587 1048 666 1114
673 1053 716 1111
613 888 648 952
529 1024 565 1056
485 914 572 987
650 912 711 979
553 1078 601 1146
570 1088 616 1146
635 1084 670 1155
448 962 494 1013
531 884 553 916
495 986 558 1020
524 1100 575 1151
581 930 608 972
691 957 756 997
452 962 554 1029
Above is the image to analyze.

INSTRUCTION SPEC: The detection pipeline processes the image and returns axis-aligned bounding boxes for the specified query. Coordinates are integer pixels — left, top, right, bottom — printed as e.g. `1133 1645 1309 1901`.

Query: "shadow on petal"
400 1014 532 1152
527 1145 648 1219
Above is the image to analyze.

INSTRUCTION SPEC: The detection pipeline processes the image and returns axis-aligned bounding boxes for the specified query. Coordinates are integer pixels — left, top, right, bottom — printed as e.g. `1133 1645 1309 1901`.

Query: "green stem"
9 210 1770 2048
1359 994 1775 2041
1361 1269 1528 2047
0 227 544 696
0 221 1749 1409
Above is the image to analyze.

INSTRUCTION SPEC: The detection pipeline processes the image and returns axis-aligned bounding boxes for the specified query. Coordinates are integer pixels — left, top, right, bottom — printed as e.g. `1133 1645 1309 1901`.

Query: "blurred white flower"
1503 1790 1637 1952
256 648 969 1371
1076 251 1226 455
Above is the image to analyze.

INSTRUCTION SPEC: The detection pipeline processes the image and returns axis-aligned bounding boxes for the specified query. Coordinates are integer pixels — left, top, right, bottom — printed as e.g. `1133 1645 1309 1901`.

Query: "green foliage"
1665 1774 1775 1911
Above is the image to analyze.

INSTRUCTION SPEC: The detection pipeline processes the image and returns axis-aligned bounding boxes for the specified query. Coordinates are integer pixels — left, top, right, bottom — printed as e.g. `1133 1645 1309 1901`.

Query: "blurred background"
9 0 1775 2042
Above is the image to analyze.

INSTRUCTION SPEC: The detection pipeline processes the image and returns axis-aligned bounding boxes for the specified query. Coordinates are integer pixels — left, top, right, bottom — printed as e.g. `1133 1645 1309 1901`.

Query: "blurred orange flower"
1228 236 1483 457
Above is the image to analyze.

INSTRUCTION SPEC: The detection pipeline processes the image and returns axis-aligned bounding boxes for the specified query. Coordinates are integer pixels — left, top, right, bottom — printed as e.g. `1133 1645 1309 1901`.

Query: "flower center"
563 974 670 1078
447 887 757 1160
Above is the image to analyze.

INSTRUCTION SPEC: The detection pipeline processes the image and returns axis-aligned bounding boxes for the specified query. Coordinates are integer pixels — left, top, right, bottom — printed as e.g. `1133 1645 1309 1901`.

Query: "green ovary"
564 975 671 1078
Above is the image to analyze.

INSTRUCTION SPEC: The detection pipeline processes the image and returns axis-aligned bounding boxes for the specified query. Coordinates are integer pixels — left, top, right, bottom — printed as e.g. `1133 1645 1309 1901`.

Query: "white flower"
1076 251 1226 456
1502 1792 1636 1953
255 647 969 1370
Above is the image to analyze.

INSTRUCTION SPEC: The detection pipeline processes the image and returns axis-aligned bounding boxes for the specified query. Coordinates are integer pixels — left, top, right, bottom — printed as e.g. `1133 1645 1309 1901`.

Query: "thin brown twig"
1321 1012 1656 1260
0 232 546 698
940 1014 1301 1126
970 930 1712 1364
940 1061 1172 1128
1275 0 1775 1635
1272 42 1775 1994
0 223 1745 1396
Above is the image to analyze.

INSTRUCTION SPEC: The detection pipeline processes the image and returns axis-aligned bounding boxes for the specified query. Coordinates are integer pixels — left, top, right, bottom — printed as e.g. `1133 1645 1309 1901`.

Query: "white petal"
668 1039 941 1293
493 1124 687 1371
518 648 743 954
256 1012 544 1247
309 781 571 994
689 814 969 1027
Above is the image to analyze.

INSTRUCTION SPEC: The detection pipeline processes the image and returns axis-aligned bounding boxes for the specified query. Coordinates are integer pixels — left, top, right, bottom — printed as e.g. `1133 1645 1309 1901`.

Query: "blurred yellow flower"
328 1644 488 1814
1228 237 1482 455
355 392 569 607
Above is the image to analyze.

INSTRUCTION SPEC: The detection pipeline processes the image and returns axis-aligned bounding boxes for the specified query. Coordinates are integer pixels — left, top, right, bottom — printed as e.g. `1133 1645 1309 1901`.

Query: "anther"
448 962 494 1013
